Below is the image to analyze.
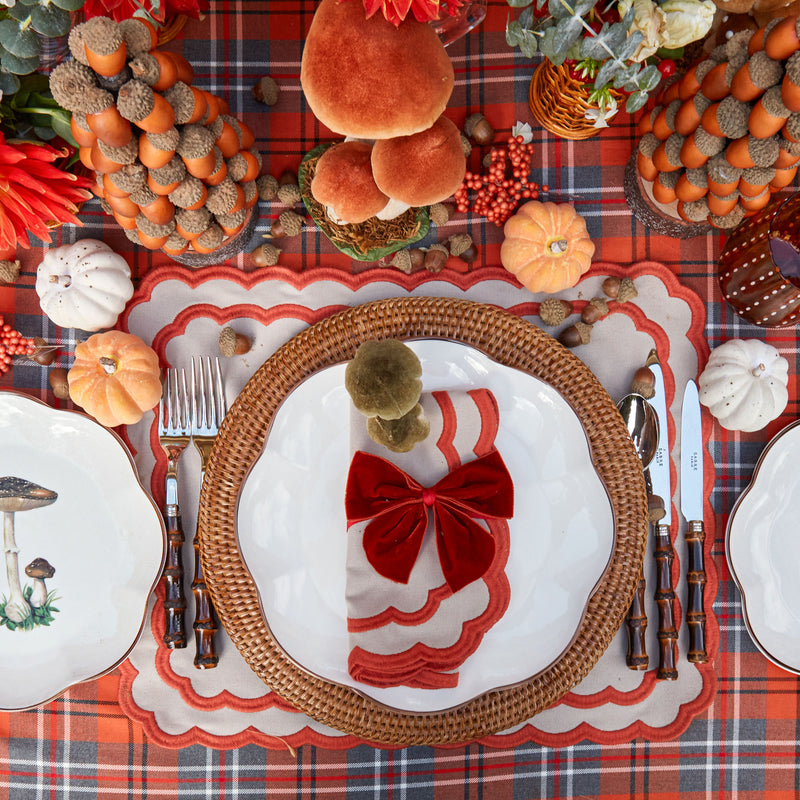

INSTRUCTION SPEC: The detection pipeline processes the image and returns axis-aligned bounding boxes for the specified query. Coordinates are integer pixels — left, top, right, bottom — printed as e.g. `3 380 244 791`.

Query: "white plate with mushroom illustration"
0 391 165 711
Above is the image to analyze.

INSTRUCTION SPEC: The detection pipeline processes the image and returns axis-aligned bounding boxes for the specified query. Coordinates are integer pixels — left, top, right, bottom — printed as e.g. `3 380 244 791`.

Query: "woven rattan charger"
198 297 648 746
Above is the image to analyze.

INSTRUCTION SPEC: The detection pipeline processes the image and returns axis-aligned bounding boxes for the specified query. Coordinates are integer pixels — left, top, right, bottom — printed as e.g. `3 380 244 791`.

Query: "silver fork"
158 367 190 649
190 356 226 669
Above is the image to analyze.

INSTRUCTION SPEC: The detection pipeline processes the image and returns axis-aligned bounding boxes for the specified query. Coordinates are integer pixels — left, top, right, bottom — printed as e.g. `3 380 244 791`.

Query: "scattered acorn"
463 112 494 146
581 296 609 325
49 367 70 399
447 233 477 263
250 243 281 266
630 365 656 398
558 320 592 348
602 276 621 299
276 182 301 205
267 210 304 238
218 326 251 357
0 259 20 284
538 298 573 326
252 76 279 106
32 337 58 366
256 173 279 201
423 243 448 273
428 202 454 227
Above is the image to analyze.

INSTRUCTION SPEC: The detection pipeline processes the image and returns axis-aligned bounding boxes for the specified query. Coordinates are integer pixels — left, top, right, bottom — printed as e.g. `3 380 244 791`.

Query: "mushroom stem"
48 274 72 288
3 512 30 623
29 578 47 608
752 363 767 377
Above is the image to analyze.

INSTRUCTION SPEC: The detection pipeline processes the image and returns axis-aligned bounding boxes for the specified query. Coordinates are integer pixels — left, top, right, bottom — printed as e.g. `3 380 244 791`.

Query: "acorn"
538 297 573 326
176 124 217 178
677 196 710 223
707 153 743 195
276 182 302 205
558 321 592 348
652 169 681 204
702 95 750 139
616 277 638 303
82 16 126 77
205 177 244 216
782 50 800 112
32 337 57 366
118 16 158 56
653 132 685 172
764 15 800 60
105 163 147 196
48 61 98 113
460 132 472 158
168 175 207 210
750 86 791 138
216 208 247 236
162 231 189 256
708 204 746 230
257 174 279 201
175 206 212 240
67 22 90 65
250 243 281 266
423 243 449 272
129 52 177 91
463 112 494 146
0 258 20 284
49 368 70 400
389 249 415 274
602 276 621 299
637 133 660 181
731 51 784 103
675 91 712 137
163 80 207 125
116 79 175 134
429 202 454 227
268 210 304 238
447 233 477 262
630 366 655 398
681 127 725 169
241 179 258 209
252 76 279 105
581 297 609 324
653 100 681 140
80 92 132 149
783 112 800 143
676 167 708 203
726 134 780 169
218 326 251 357
739 166 776 195
192 223 224 254
135 213 175 249
147 156 187 195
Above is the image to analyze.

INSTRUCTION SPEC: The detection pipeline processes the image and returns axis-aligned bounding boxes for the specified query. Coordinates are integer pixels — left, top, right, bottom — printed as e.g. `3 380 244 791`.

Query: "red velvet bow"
345 449 514 592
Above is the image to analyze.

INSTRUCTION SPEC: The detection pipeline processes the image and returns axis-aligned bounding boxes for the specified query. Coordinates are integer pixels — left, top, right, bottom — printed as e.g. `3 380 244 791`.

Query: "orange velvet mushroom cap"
300 0 454 139
311 141 389 224
370 115 466 207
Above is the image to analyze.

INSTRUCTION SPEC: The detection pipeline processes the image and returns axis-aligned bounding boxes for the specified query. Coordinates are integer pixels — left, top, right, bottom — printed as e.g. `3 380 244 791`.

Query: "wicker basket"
529 60 614 141
198 297 649 746
157 14 188 45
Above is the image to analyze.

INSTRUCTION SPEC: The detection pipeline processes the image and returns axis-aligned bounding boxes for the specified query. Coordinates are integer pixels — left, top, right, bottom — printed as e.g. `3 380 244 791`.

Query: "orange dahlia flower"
344 0 463 26
0 135 92 251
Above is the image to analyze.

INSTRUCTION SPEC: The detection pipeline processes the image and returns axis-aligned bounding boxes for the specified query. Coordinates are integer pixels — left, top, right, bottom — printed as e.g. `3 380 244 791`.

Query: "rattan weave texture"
197 297 648 745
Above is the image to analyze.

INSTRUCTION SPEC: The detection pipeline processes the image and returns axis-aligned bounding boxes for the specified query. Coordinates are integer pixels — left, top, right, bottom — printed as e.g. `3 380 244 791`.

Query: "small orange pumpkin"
68 331 162 427
500 201 595 294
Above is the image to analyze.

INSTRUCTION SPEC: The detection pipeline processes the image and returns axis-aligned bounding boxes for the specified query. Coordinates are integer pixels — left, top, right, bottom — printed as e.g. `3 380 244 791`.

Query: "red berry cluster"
0 316 35 373
454 136 548 226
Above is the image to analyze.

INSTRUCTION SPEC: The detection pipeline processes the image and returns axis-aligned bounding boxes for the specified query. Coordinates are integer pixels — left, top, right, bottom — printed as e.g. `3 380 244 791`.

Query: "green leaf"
615 29 642 63
18 0 39 6
7 5 31 23
636 63 661 92
594 57 620 90
553 14 584 56
33 124 55 139
0 19 20 52
518 6 535 28
572 0 595 15
49 108 74 143
506 19 541 57
507 0 535 7
51 0 86 10
540 25 567 65
518 29 540 58
626 90 649 113
30 4 71 37
548 0 574 21
1 50 38 75
613 63 639 89
6 27 40 59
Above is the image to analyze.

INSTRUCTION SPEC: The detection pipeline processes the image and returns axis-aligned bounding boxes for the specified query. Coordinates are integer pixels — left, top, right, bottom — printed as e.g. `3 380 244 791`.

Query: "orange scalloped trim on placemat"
117 259 717 749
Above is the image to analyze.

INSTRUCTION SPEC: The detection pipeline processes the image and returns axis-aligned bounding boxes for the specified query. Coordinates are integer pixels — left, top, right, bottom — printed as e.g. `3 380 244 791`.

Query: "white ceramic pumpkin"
698 339 789 432
35 239 133 332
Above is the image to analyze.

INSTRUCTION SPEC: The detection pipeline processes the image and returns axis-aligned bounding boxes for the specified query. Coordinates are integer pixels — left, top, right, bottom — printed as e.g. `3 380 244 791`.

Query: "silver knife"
649 356 678 679
680 379 708 663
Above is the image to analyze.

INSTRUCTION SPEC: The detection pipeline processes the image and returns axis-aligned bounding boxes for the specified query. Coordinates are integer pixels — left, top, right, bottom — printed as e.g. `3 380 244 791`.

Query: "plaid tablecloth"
0 1 798 797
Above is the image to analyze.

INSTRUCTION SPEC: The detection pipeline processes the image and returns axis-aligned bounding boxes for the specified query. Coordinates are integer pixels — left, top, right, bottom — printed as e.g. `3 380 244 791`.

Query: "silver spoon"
617 392 659 671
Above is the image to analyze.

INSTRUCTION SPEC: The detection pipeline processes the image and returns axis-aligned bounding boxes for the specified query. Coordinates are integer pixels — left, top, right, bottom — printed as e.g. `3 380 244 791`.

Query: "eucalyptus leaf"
553 15 584 57
518 28 540 58
615 29 642 63
30 4 71 37
536 0 548 9
626 90 649 113
594 57 621 89
580 23 609 60
1 50 38 75
0 20 20 51
507 0 535 7
572 0 596 16
17 0 38 6
51 0 86 10
506 19 525 47
5 27 40 59
637 63 661 92
518 6 535 28
33 124 55 139
539 25 567 65
613 63 639 89
548 0 573 21
0 70 20 95
6 6 30 23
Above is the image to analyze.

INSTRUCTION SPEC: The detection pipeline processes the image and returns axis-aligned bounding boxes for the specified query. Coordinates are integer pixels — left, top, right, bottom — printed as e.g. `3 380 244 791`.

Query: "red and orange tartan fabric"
0 1 799 797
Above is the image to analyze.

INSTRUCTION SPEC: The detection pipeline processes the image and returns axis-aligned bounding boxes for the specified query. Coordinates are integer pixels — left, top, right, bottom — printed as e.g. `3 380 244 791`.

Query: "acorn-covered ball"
367 403 430 453
345 339 422 420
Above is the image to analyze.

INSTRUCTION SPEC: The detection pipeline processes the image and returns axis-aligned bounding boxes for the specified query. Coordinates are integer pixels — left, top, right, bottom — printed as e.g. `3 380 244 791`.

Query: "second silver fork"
190 356 226 669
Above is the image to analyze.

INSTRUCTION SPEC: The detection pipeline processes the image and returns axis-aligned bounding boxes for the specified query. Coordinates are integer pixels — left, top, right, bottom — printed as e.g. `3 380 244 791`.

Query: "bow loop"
345 450 514 592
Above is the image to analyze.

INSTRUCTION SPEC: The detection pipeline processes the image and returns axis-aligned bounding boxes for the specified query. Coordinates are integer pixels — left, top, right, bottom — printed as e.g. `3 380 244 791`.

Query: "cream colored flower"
618 0 666 63
658 0 716 49
585 97 619 128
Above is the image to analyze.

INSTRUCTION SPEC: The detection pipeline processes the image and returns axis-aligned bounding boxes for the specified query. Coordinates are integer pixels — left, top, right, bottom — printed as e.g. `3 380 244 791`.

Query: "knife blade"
648 357 678 680
680 379 708 664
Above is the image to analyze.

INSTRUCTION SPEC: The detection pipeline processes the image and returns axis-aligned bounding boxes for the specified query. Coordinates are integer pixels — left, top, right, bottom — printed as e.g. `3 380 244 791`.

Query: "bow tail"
361 504 429 585
433 503 497 593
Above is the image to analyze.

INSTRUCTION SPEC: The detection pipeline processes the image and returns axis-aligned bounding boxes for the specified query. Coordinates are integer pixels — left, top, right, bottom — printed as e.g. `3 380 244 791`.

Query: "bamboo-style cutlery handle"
685 520 708 663
163 510 187 648
653 522 678 680
192 531 219 668
626 572 648 670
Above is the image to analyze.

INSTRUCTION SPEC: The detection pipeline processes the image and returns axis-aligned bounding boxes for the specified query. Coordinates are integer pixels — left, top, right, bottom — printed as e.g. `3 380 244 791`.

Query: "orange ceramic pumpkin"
68 331 162 427
500 201 595 293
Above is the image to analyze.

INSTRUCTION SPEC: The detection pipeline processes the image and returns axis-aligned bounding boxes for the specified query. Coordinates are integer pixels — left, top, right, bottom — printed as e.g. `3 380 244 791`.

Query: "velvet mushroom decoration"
300 0 454 140
345 339 429 453
310 141 389 224
371 115 467 214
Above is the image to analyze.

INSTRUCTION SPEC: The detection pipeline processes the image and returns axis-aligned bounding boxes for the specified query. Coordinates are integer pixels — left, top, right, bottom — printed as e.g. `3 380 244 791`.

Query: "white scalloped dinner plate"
0 392 165 710
727 419 800 674
237 339 615 713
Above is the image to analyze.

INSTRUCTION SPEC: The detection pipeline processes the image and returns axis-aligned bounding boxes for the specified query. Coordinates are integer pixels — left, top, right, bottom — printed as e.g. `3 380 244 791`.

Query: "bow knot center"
421 488 436 507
